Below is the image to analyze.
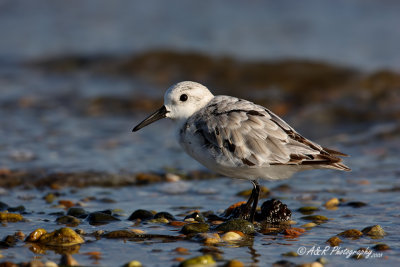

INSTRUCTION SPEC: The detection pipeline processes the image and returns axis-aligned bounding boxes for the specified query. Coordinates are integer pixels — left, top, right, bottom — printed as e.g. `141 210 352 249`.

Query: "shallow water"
1 138 400 266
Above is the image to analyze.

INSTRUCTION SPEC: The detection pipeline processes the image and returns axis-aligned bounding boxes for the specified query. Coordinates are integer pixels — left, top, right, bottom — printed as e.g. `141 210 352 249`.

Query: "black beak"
132 105 169 132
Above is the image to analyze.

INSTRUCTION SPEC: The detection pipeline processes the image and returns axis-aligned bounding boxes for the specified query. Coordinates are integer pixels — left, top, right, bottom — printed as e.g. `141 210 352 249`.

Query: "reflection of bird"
133 81 350 222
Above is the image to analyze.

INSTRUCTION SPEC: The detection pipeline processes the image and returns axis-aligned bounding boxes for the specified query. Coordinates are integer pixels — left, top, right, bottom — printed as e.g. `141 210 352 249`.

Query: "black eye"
180 94 188 102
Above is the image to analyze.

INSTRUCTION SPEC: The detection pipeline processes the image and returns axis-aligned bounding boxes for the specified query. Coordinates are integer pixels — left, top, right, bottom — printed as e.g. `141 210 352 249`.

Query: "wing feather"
186 95 350 171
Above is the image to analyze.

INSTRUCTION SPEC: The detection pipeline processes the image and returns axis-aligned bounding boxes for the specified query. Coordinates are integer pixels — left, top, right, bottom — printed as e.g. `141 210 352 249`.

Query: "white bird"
133 81 350 222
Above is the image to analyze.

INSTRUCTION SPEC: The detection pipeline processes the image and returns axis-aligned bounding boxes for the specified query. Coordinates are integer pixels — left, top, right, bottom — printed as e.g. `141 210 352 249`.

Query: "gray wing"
191 96 350 170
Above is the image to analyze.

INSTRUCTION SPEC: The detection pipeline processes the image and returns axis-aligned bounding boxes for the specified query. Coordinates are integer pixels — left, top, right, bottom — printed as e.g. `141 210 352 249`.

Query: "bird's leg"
249 180 260 223
240 180 260 222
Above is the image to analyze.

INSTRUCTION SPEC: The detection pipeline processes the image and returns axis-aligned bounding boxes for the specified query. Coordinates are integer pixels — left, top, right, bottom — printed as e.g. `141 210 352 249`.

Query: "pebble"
324 198 339 209
169 221 187 227
148 217 170 224
196 233 221 245
272 260 296 267
7 205 25 213
124 260 143 267
43 193 56 204
104 230 138 239
216 219 255 234
301 223 317 228
179 254 216 267
346 201 367 208
361 225 385 238
372 243 390 251
26 228 47 242
32 228 84 246
184 212 205 223
0 212 23 222
283 228 305 238
87 211 120 225
67 207 88 218
44 261 58 267
154 211 176 221
56 215 81 226
128 209 154 221
301 215 329 223
221 231 243 242
326 236 342 246
338 229 363 239
298 262 323 267
130 229 145 235
298 206 319 214
223 259 245 267
181 223 210 235
281 251 299 257
174 247 191 255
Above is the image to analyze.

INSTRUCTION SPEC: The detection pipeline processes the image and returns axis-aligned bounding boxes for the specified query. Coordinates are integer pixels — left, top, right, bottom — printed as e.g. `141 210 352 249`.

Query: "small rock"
0 235 17 247
26 228 47 242
0 212 23 222
184 212 205 223
169 221 187 227
181 223 210 235
56 215 81 226
283 228 305 238
179 254 216 267
135 173 163 185
67 207 88 218
154 212 175 221
173 247 191 255
36 228 84 246
148 217 169 224
26 260 45 267
316 257 328 265
372 243 390 251
223 259 244 267
338 229 363 239
324 198 339 209
282 251 299 257
104 230 138 239
298 262 323 267
298 206 319 214
60 254 79 266
87 212 120 225
216 219 255 234
44 261 58 267
326 236 342 246
128 209 154 221
346 201 367 208
272 260 296 267
259 199 291 223
301 223 317 228
301 215 329 223
124 260 143 267
361 225 385 238
58 200 75 209
7 205 25 213
221 231 243 242
43 193 56 204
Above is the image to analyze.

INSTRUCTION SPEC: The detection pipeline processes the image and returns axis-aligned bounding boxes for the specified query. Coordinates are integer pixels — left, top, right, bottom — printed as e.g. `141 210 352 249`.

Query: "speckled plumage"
133 81 350 181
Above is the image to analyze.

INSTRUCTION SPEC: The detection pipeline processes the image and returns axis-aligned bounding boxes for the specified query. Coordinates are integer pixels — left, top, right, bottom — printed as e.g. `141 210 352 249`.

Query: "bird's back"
179 95 350 180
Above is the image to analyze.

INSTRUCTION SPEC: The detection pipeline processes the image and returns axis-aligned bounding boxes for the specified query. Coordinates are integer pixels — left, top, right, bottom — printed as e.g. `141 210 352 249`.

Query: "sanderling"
133 81 350 222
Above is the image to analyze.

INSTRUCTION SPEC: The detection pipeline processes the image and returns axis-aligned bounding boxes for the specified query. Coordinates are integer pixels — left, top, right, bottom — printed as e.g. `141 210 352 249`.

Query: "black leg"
239 180 260 223
249 180 260 223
